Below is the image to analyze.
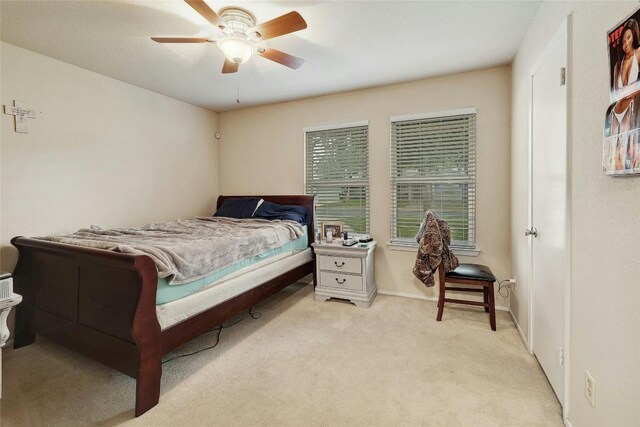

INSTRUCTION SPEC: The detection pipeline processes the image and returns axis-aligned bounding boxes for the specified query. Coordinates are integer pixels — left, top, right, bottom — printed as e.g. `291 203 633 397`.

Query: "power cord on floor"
498 279 511 298
162 307 261 364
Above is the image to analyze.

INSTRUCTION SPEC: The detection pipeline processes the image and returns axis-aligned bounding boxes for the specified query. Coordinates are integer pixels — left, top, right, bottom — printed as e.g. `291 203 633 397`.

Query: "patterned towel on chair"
413 210 459 287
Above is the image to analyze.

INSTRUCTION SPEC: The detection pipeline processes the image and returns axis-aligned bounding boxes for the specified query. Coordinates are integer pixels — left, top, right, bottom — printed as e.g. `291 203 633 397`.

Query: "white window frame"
304 120 370 236
388 108 478 255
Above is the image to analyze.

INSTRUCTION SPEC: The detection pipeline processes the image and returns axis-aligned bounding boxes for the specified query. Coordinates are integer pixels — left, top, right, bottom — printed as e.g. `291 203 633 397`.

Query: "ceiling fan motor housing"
219 7 256 37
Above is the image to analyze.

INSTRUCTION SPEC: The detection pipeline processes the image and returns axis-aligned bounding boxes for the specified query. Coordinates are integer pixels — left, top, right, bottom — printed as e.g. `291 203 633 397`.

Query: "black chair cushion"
445 263 496 282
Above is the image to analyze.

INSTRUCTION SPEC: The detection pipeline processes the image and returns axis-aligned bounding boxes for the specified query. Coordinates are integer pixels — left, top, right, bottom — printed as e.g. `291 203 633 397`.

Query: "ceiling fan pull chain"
236 77 240 104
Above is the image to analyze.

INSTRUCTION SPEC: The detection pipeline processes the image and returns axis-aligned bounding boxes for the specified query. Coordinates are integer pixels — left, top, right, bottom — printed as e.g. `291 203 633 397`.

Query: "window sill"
386 242 480 257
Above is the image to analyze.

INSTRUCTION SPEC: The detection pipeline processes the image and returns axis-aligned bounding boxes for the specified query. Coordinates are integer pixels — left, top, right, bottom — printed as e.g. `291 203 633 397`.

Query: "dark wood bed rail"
11 194 316 417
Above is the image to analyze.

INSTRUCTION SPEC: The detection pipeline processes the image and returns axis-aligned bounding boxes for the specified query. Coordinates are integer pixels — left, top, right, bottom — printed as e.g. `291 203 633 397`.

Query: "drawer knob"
334 261 345 267
335 278 346 284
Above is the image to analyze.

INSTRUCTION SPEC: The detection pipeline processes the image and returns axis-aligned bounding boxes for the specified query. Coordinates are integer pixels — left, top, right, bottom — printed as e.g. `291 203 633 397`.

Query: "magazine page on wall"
604 7 640 175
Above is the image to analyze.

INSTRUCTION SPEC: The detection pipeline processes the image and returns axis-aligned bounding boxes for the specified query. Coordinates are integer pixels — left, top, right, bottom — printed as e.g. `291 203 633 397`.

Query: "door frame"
527 16 572 419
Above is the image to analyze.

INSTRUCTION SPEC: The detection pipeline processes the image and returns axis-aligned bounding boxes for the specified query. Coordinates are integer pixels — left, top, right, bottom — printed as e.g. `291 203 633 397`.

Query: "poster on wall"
604 7 640 175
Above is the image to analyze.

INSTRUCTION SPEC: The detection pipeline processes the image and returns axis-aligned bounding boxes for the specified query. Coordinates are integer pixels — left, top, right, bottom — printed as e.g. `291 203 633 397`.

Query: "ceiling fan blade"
257 47 304 69
185 0 225 28
222 59 239 74
151 37 211 43
251 11 307 41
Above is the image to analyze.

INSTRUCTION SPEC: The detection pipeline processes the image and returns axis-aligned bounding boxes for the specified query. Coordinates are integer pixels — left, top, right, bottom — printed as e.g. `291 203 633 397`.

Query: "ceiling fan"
151 0 307 74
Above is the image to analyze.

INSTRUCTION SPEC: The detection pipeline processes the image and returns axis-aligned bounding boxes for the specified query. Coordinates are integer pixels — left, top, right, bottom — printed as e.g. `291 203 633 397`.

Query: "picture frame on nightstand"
321 221 343 240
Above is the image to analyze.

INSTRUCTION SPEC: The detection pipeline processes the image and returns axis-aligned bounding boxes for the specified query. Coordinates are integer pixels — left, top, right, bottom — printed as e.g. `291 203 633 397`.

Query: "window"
305 122 369 234
390 109 476 249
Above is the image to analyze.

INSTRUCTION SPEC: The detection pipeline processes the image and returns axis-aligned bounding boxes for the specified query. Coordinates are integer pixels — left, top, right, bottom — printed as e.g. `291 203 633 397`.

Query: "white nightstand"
312 240 377 308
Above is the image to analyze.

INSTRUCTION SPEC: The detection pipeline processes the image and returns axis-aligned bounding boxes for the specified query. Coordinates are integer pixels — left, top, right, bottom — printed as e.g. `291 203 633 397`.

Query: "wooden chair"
436 263 497 331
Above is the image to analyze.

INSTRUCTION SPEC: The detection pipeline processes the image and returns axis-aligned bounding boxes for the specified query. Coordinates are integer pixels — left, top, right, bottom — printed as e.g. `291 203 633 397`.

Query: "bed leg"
132 255 162 416
134 353 161 417
13 304 35 348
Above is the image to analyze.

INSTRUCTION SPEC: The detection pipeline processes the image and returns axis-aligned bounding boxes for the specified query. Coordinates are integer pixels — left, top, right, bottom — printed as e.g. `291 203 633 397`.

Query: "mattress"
156 230 309 304
156 248 313 330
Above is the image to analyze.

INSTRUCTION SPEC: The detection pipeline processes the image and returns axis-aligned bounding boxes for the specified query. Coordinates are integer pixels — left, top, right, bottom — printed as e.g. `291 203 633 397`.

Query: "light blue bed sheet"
156 230 308 305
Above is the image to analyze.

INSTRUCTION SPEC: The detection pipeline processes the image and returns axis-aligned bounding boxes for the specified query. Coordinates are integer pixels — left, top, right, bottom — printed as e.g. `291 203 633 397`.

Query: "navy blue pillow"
214 198 262 219
254 201 309 225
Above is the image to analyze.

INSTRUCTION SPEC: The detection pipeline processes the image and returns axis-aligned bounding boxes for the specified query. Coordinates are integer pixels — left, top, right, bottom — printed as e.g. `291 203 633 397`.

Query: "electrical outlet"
508 278 516 284
585 370 596 407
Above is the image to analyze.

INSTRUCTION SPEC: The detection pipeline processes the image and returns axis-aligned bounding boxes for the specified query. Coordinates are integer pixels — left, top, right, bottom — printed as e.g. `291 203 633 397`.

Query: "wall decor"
3 100 36 134
604 7 640 175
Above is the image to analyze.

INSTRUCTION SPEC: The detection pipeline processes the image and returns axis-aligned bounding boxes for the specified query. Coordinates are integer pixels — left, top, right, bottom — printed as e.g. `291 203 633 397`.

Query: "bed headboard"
216 195 317 245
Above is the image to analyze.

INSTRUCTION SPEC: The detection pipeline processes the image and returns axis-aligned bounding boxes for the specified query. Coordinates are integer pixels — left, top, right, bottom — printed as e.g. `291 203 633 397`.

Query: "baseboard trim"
377 289 509 312
564 417 573 427
509 309 530 351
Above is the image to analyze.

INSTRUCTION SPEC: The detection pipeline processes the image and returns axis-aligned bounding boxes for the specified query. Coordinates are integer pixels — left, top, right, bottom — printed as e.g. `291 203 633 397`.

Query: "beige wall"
512 2 640 425
219 66 512 305
0 42 220 270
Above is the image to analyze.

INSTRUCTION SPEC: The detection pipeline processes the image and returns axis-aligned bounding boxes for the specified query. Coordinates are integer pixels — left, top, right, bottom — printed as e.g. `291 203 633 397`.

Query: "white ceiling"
1 1 541 112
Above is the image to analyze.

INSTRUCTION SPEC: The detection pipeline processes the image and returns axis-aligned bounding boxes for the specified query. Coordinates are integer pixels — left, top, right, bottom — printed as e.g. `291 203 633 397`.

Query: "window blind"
305 124 369 234
390 111 476 248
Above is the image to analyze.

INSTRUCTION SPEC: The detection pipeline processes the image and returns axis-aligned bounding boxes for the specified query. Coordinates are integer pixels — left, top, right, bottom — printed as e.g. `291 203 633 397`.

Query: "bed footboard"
11 236 162 416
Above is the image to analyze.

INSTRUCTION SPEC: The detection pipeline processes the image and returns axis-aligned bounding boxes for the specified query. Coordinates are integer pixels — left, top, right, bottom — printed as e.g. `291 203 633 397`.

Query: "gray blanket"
39 217 304 285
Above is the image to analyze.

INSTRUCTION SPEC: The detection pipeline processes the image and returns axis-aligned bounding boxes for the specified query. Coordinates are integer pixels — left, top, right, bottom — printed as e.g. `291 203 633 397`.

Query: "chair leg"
483 286 489 313
488 282 496 331
436 274 445 322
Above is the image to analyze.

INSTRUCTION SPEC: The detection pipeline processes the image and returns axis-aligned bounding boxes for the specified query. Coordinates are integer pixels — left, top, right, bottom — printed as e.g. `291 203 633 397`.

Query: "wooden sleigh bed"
11 194 316 416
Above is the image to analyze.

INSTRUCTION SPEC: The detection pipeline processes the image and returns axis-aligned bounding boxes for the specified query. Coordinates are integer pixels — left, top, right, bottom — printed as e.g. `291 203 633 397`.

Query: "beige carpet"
1 283 563 426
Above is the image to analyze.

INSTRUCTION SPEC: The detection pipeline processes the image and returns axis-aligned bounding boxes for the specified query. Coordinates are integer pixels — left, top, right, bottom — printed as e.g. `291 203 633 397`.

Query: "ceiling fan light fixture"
217 36 254 64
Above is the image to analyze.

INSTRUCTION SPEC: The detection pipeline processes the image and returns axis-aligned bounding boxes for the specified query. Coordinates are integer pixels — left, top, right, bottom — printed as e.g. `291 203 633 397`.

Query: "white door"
530 24 568 404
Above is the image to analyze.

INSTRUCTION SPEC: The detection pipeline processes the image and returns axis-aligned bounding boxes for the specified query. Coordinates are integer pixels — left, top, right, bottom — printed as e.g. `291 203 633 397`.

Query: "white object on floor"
0 273 12 301
1 292 22 400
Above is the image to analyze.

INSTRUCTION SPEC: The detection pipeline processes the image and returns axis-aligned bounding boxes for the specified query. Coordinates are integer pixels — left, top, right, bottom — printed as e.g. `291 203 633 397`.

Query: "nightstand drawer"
319 272 362 291
318 255 361 274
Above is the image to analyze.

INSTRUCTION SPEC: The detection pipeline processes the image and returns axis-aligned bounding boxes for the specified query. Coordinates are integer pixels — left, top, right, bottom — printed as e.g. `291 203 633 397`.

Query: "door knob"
524 227 538 237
